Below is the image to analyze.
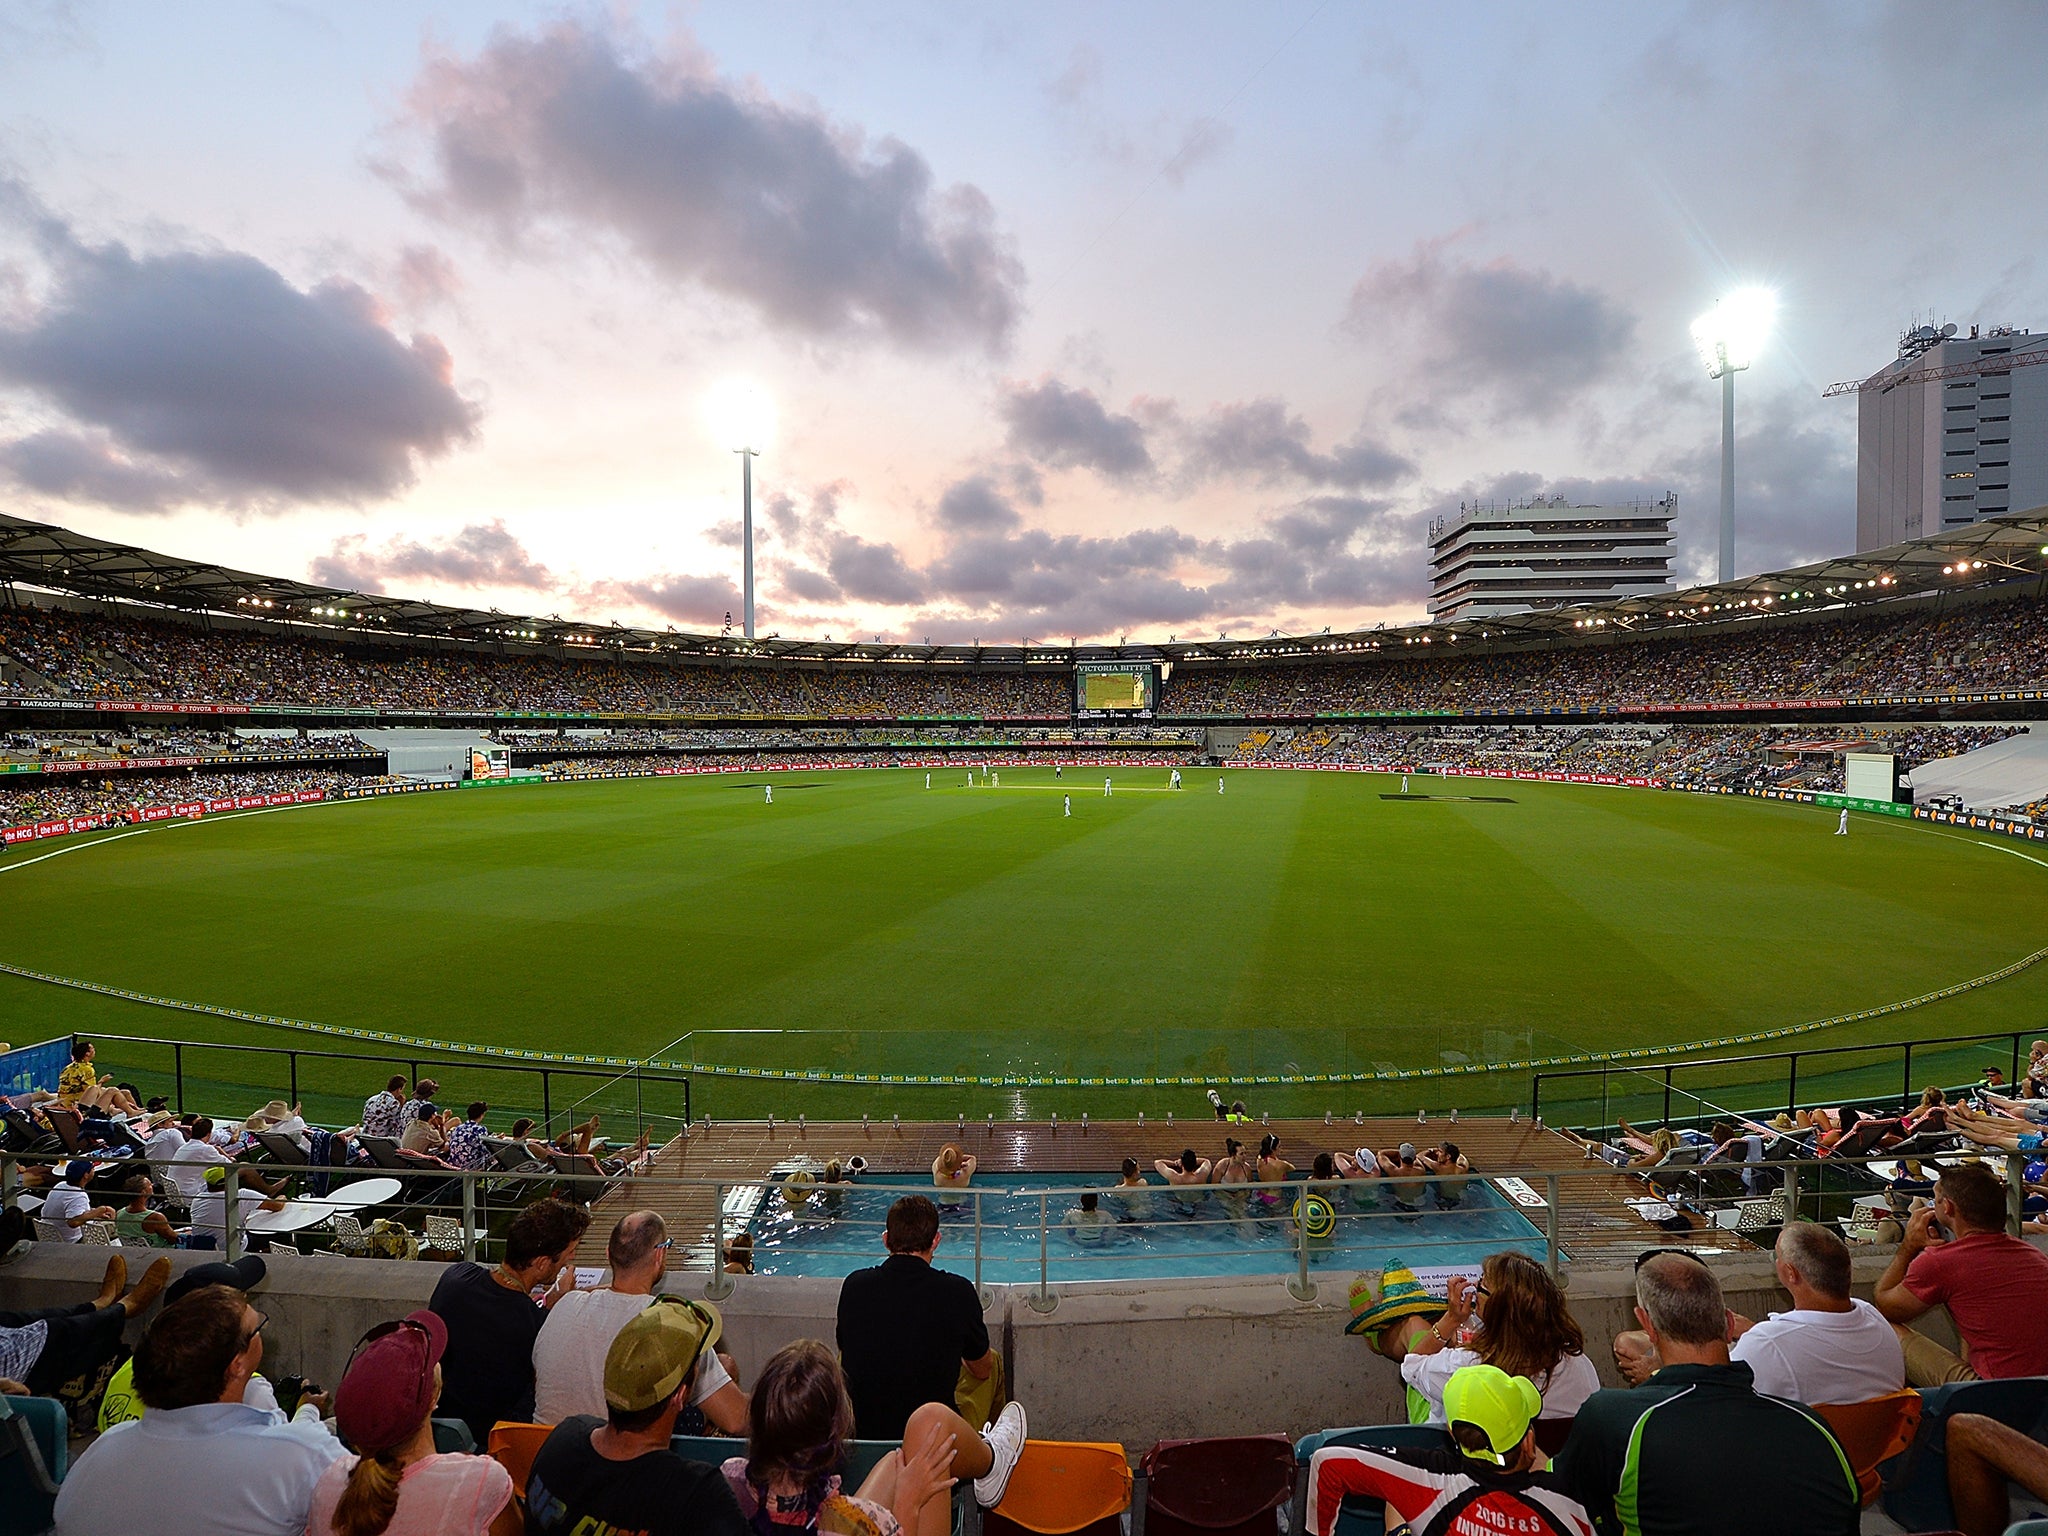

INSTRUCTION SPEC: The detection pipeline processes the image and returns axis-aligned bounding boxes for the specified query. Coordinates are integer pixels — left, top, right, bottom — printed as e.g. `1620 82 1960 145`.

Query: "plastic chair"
0 1393 68 1536
487 1421 553 1497
982 1441 1132 1536
1813 1391 1922 1506
432 1418 478 1455
1141 1435 1294 1536
1881 1378 2048 1532
1293 1424 1454 1536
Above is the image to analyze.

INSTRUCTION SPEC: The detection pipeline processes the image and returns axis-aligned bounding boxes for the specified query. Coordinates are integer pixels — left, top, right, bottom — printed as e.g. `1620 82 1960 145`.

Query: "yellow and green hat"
604 1296 721 1414
1442 1364 1543 1463
1345 1263 1443 1336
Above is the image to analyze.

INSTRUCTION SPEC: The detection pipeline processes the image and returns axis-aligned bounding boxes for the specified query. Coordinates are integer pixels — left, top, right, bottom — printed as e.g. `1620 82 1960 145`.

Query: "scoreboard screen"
1076 663 1155 714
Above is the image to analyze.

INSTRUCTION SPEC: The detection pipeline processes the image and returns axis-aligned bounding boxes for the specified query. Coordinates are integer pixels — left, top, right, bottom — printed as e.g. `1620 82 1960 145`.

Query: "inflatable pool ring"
1295 1192 1336 1241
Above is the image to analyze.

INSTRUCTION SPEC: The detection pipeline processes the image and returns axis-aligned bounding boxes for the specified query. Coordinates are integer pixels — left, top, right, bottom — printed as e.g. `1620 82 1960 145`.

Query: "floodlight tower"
705 380 776 639
1690 288 1776 584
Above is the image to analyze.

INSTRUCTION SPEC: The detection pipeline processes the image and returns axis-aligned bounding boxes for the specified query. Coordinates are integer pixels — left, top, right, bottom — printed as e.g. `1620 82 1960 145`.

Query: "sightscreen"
1075 662 1156 714
1844 751 1897 803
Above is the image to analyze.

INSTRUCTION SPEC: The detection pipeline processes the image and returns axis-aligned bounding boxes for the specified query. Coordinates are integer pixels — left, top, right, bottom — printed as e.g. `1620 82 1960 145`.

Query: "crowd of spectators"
1 728 372 768
7 590 2047 722
1232 721 2025 793
0 768 392 829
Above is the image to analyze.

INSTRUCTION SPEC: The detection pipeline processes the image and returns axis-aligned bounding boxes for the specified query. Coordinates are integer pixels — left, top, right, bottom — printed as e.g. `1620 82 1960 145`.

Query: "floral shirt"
445 1120 494 1172
361 1091 405 1139
721 1460 898 1536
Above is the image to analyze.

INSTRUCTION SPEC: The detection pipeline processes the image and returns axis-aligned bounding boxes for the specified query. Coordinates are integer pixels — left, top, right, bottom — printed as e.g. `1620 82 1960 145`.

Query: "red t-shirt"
1904 1231 2048 1377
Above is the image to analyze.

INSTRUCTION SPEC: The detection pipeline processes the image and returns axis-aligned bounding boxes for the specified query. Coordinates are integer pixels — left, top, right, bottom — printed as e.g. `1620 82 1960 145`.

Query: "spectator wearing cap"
1376 1143 1427 1210
1307 1363 1596 1535
306 1308 519 1536
1553 1253 1858 1536
40 1159 116 1241
1725 1222 1903 1402
1874 1161 2048 1384
533 1210 748 1431
430 1196 590 1445
525 1298 749 1536
53 1282 346 1536
0 1252 169 1401
191 1163 288 1246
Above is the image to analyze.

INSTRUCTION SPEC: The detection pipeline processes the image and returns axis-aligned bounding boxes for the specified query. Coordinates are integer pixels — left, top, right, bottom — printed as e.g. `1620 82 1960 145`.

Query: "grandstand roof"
2 506 2044 668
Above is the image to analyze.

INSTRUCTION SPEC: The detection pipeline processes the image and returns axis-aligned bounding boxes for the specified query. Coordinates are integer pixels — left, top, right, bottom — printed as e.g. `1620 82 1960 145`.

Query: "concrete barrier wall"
0 1246 1964 1448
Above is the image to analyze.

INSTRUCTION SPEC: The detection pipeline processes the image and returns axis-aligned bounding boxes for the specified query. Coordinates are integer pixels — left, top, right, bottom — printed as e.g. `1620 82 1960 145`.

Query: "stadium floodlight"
1690 287 1776 585
704 379 776 639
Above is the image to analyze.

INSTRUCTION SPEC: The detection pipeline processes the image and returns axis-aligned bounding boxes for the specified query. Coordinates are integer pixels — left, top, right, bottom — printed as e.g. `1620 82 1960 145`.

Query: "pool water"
739 1170 1550 1284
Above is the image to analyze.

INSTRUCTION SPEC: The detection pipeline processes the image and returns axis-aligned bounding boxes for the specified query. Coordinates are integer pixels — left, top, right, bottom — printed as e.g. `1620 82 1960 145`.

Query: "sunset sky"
2 2 2044 641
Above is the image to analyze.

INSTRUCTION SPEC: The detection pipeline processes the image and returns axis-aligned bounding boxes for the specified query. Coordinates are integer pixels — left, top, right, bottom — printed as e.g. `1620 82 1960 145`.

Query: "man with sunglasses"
1551 1251 1857 1536
54 1284 346 1536
533 1209 750 1432
526 1297 747 1536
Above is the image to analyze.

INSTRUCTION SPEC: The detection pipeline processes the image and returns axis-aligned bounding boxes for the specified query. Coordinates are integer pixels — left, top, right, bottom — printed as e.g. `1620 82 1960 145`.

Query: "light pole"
1689 288 1775 585
705 380 775 640
738 445 756 640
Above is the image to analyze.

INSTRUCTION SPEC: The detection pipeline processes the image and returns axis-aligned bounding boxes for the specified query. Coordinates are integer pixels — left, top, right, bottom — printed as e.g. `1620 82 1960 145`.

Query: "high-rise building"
1426 496 1676 621
1856 324 2048 551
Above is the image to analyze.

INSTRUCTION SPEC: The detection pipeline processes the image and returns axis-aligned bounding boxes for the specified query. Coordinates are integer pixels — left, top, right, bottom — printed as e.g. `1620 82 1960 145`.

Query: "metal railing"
66 1031 691 1146
8 1142 2027 1307
1531 1029 2032 1129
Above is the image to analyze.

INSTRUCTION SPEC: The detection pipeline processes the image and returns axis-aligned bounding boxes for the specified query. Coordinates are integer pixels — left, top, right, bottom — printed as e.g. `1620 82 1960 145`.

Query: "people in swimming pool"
1109 1157 1152 1222
1154 1148 1212 1211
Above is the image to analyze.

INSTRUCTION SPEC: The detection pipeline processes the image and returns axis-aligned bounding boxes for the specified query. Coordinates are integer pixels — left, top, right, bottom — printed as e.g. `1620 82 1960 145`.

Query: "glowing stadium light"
1691 286 1777 585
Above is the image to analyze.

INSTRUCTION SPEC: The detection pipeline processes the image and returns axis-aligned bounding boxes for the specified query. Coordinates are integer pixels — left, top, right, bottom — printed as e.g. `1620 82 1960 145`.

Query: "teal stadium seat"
1293 1424 1454 1536
0 1393 68 1536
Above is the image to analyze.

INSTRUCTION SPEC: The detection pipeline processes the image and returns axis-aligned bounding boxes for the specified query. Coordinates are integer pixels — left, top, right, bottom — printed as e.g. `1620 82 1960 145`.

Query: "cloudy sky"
1 2 2043 642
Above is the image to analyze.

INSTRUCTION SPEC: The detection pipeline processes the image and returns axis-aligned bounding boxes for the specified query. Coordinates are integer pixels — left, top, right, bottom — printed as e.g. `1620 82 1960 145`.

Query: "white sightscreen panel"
1844 752 1896 802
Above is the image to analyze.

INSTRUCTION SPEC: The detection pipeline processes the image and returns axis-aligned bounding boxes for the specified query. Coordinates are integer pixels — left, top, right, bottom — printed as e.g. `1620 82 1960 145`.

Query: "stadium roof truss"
1 506 2044 669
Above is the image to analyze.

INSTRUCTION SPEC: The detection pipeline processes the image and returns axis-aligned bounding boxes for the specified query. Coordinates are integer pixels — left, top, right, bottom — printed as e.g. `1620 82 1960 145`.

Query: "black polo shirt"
1551 1361 1858 1536
835 1254 990 1438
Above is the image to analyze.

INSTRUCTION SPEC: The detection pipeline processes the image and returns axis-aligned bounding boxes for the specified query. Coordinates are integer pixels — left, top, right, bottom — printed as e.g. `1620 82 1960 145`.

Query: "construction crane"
1822 330 2048 397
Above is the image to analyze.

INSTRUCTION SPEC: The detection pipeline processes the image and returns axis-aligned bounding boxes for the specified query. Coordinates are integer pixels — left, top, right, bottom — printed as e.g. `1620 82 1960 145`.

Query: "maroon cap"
334 1310 447 1453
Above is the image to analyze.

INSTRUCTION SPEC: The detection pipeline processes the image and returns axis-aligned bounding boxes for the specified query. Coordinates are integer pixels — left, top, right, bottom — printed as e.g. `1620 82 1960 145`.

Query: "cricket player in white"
1055 764 1063 778
992 770 1000 787
1170 769 1182 790
1104 777 1113 797
765 785 773 804
925 772 931 789
1063 794 1071 817
1217 777 1224 794
1837 808 1849 835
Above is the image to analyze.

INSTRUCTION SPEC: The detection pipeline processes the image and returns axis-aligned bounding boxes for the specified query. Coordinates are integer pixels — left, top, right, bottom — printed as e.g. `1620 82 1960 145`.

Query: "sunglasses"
345 1316 437 1377
651 1295 716 1386
239 1312 269 1351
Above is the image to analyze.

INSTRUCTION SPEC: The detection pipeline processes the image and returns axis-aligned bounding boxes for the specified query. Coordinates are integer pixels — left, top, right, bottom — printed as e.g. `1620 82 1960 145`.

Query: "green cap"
603 1296 721 1414
1442 1364 1542 1463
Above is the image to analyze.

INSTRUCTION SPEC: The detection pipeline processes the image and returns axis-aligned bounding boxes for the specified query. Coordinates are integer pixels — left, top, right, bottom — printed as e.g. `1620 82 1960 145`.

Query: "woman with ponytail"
307 1308 521 1536
724 1340 956 1536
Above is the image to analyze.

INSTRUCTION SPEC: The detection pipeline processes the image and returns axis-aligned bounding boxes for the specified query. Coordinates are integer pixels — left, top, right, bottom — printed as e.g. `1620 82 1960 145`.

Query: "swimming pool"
734 1170 1551 1284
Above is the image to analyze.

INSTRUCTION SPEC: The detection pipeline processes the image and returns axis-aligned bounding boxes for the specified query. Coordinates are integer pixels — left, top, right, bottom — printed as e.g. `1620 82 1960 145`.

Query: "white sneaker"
973 1401 1028 1508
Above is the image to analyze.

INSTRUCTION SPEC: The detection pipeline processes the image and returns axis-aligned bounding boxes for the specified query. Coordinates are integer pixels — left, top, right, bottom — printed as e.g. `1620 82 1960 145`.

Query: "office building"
1426 495 1676 620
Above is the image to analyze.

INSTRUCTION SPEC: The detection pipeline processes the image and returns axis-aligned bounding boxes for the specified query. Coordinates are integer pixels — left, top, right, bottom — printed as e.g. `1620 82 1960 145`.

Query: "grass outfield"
3 766 2046 1122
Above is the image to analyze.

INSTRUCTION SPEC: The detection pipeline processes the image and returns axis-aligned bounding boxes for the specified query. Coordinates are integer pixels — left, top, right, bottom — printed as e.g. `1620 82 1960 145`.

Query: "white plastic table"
309 1177 403 1211
245 1200 334 1234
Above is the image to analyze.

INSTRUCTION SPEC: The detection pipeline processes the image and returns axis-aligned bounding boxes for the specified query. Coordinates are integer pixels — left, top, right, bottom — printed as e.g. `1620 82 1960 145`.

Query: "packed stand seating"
1165 592 2048 715
0 727 373 768
0 605 1071 717
0 767 394 829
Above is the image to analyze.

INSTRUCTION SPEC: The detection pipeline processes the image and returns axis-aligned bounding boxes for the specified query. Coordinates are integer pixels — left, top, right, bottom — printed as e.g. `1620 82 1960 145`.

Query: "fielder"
992 770 1000 787
1063 794 1071 818
1104 777 1113 797
764 784 773 805
1218 777 1225 794
1401 772 1410 795
1837 808 1849 836
1170 768 1182 790
924 772 931 790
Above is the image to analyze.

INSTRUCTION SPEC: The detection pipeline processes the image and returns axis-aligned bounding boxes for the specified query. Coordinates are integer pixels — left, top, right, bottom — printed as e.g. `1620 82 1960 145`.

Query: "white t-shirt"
141 1127 186 1163
190 1187 269 1240
1400 1345 1601 1423
1730 1300 1906 1404
167 1140 227 1198
42 1183 91 1240
530 1288 732 1425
